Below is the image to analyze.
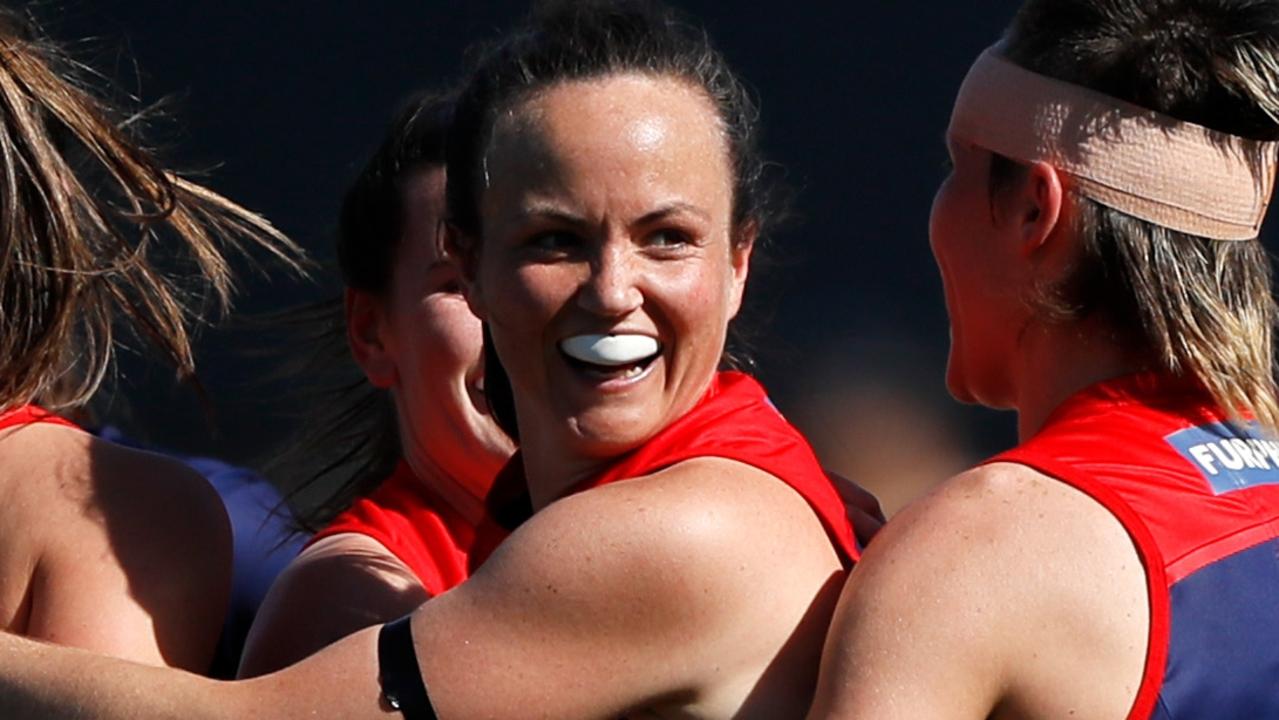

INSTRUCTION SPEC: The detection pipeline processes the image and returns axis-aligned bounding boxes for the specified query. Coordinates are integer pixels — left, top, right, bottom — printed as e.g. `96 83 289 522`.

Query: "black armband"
378 616 438 720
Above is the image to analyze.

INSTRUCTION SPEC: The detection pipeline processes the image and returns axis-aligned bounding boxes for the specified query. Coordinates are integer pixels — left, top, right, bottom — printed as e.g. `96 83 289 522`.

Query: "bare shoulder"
867 461 1140 586
415 457 847 718
484 456 842 606
0 423 227 549
468 455 846 670
239 534 427 677
849 461 1145 635
271 534 425 607
56 430 229 555
0 422 230 668
815 462 1149 719
32 425 231 596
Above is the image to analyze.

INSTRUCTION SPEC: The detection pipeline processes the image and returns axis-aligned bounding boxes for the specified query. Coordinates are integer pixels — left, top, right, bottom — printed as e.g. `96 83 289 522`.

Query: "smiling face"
353 166 515 498
466 73 752 478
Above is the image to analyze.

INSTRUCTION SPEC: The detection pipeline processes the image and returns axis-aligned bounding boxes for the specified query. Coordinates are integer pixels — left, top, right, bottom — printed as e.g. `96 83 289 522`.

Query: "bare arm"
239 533 428 677
410 457 844 718
0 625 386 720
808 464 1149 720
0 457 843 719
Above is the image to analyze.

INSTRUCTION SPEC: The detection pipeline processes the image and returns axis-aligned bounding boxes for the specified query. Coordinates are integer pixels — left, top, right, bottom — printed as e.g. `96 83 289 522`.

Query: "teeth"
560 334 661 367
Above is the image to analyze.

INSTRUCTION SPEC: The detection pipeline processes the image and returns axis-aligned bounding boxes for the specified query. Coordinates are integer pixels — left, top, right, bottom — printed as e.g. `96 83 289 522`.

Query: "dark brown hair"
447 0 787 437
274 92 453 532
447 0 783 242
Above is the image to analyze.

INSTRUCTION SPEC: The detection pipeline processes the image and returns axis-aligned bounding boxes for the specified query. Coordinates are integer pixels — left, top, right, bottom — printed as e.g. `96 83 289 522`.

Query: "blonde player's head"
937 0 1279 428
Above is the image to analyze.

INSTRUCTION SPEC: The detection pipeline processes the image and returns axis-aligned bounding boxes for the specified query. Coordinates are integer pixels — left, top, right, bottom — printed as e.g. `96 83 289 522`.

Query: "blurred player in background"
239 92 515 676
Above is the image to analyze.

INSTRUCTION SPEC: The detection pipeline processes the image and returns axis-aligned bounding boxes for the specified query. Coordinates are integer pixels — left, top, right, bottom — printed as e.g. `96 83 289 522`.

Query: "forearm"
0 632 227 719
0 627 387 720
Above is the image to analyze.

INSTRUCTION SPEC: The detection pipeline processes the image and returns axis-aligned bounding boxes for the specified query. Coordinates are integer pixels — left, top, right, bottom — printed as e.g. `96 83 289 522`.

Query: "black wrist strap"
378 616 438 720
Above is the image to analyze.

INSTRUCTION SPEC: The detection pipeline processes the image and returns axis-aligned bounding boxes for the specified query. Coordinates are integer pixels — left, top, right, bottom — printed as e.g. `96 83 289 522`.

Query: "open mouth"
559 333 663 380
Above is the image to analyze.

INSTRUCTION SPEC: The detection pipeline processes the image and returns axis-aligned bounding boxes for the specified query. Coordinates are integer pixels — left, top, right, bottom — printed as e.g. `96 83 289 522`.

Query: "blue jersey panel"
1152 538 1279 719
1164 422 1279 495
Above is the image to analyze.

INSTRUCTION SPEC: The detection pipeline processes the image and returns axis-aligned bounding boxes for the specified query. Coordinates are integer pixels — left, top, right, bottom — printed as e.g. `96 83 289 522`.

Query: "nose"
577 240 643 318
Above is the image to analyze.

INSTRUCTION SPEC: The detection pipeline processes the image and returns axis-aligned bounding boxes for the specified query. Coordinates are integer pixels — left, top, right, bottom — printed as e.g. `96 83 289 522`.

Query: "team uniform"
309 462 483 597
378 370 861 717
324 371 861 611
989 373 1279 719
477 370 861 566
0 404 77 433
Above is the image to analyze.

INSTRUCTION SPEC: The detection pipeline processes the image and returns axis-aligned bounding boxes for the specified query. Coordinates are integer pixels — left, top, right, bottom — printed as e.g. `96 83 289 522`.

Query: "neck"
1012 318 1150 442
401 448 489 526
513 372 720 511
519 432 613 511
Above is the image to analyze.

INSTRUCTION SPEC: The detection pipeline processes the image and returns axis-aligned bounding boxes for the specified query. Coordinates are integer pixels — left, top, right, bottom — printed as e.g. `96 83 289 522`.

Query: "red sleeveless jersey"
308 462 481 597
474 371 860 569
0 405 77 432
989 374 1279 720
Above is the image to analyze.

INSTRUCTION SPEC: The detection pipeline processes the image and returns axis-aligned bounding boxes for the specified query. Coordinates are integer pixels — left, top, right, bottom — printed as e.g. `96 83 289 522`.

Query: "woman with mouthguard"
0 2 863 719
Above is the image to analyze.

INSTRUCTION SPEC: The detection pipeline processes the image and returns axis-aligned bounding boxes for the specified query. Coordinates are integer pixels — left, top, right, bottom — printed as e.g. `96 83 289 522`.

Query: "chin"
946 379 979 405
565 408 658 459
947 361 1019 411
944 353 978 405
946 364 996 409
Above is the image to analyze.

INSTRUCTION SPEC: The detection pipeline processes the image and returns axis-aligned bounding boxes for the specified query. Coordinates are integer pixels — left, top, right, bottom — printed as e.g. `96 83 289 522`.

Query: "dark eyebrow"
635 202 711 226
517 200 590 227
514 199 711 227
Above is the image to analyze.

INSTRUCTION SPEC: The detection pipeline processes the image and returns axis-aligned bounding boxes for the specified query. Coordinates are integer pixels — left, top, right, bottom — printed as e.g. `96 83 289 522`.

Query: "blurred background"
45 0 1027 516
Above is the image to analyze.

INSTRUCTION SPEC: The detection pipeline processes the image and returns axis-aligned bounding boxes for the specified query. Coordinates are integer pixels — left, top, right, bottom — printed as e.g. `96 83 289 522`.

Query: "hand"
827 471 885 549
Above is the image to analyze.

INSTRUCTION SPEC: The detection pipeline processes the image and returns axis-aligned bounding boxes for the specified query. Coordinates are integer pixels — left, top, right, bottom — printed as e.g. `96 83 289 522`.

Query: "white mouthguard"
560 334 661 367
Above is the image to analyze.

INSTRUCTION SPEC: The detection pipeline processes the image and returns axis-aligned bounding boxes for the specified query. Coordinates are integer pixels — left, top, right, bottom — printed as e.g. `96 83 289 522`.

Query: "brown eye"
647 229 691 248
529 231 582 253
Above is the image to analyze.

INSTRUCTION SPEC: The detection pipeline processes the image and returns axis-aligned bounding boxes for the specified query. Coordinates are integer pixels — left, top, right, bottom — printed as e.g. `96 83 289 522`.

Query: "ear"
345 287 397 388
726 221 757 320
1018 161 1066 256
441 221 488 320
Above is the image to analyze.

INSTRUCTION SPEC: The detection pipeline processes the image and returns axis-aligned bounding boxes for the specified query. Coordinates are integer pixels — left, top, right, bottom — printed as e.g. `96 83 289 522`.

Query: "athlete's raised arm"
0 457 842 719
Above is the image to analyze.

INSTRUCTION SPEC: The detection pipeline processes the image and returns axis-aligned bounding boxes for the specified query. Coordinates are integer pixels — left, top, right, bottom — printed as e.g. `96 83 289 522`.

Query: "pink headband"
948 46 1279 241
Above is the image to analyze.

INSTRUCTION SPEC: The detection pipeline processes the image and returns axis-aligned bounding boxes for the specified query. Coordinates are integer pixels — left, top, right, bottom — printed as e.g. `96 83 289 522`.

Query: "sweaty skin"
0 73 849 720
807 139 1151 720
0 421 231 671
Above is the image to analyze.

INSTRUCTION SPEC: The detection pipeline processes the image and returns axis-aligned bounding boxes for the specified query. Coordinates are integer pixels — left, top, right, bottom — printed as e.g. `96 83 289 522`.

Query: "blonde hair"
0 11 302 412
998 0 1279 430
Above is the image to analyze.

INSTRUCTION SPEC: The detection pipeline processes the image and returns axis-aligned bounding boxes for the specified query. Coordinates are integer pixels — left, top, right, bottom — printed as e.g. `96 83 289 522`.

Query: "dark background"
46 1 1026 512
